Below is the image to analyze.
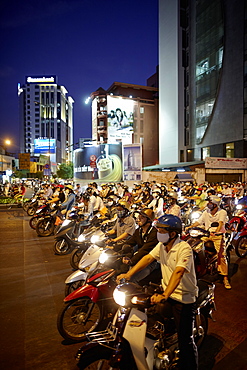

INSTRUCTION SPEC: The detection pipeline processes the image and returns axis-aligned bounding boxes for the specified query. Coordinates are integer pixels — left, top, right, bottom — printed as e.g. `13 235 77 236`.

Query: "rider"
105 200 136 244
165 191 181 218
116 208 159 283
117 214 198 370
148 187 164 218
186 195 231 290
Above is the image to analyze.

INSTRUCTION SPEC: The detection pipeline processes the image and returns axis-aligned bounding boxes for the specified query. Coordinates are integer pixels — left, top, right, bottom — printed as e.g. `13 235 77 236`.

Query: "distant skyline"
0 0 158 154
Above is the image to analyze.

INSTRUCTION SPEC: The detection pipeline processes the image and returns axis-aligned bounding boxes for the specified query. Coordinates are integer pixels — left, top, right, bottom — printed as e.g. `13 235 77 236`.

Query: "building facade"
159 0 247 179
90 82 159 167
18 75 74 174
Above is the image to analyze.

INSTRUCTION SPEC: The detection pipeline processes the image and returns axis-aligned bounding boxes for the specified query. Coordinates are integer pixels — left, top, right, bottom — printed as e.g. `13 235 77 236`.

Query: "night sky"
0 0 158 154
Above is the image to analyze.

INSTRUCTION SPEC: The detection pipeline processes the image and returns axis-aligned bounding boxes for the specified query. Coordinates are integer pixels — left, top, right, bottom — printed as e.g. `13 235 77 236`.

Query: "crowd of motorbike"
13 180 247 369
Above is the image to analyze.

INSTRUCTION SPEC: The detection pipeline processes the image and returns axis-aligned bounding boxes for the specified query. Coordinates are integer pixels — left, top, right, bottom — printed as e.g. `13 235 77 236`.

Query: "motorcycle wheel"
27 206 36 216
53 239 71 255
23 201 31 212
194 312 208 349
65 279 86 296
29 216 39 230
70 247 85 270
36 219 55 237
235 236 247 258
77 346 114 370
57 297 102 342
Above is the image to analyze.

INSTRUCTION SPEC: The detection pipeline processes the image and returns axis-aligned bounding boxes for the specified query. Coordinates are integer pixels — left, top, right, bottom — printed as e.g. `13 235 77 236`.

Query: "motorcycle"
75 278 216 369
57 251 121 342
53 210 91 255
231 222 247 258
69 214 117 270
29 202 56 229
25 194 46 216
35 205 65 237
64 231 107 296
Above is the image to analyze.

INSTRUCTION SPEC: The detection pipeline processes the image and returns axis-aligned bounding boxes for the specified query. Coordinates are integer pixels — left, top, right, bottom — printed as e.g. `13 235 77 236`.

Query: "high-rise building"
18 75 74 173
90 82 159 167
159 0 247 165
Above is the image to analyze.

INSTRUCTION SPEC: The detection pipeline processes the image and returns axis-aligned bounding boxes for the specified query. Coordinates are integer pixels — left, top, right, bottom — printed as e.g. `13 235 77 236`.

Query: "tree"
57 162 73 179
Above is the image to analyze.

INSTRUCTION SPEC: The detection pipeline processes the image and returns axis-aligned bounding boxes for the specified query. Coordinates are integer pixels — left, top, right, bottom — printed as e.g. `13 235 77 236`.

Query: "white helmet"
168 191 178 199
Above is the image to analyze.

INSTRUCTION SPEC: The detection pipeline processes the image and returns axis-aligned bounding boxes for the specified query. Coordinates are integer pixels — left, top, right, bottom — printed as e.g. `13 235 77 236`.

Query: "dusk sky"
0 0 158 153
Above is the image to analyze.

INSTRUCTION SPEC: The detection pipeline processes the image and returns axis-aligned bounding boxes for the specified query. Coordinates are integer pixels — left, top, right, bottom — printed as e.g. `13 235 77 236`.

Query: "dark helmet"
153 214 182 235
135 208 155 222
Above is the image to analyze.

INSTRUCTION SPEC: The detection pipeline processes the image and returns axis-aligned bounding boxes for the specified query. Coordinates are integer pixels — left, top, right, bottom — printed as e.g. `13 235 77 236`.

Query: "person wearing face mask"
186 195 231 290
117 214 198 370
114 209 159 282
148 188 164 218
105 200 136 245
165 191 181 218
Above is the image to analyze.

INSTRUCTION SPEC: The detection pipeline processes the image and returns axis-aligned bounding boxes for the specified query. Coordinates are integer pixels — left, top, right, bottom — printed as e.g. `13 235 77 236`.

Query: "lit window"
202 147 210 160
226 143 234 158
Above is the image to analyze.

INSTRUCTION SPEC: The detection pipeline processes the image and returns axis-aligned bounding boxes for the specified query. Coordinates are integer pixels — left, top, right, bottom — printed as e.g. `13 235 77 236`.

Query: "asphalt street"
0 207 247 370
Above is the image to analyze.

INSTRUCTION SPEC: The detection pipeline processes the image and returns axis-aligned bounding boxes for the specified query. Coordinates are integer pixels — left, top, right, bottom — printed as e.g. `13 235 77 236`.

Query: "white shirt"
197 208 227 232
148 197 164 218
150 238 198 303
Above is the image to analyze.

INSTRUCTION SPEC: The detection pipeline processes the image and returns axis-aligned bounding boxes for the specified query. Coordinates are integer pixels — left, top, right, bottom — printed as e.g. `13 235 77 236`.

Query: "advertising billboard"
34 138 56 154
74 143 122 182
107 96 134 144
123 144 142 181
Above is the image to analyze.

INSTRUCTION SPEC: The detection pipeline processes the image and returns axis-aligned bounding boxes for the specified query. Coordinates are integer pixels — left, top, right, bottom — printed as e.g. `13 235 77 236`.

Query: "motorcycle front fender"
64 283 99 303
78 245 101 269
65 270 88 284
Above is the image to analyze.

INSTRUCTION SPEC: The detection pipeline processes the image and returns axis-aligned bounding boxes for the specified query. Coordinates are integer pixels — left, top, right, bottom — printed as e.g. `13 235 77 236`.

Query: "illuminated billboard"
107 96 133 144
123 144 142 181
74 143 122 182
34 138 56 154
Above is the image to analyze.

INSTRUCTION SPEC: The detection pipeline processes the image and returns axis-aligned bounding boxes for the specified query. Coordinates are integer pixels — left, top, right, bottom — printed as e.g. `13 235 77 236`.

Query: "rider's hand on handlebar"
116 273 130 284
150 293 167 304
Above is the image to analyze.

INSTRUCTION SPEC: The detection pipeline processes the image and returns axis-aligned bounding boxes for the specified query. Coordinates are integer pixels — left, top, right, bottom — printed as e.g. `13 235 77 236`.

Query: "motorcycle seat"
196 279 211 305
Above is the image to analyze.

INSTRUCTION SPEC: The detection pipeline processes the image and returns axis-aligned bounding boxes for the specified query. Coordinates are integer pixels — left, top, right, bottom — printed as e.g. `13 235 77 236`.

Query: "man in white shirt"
187 195 231 289
117 214 198 369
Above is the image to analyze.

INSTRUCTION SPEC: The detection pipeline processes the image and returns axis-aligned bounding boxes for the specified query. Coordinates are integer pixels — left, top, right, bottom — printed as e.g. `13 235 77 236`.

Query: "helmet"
65 184 73 190
135 208 155 221
207 188 216 195
167 191 178 199
208 195 221 206
152 188 161 194
153 214 182 234
118 200 131 210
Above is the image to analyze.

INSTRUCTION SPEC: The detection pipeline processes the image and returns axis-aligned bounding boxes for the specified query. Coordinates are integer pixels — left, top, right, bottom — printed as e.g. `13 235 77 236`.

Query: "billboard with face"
74 142 122 182
107 96 134 144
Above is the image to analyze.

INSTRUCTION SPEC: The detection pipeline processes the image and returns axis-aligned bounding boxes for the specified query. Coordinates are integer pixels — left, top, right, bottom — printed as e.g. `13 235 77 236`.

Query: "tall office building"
159 0 247 165
18 75 74 173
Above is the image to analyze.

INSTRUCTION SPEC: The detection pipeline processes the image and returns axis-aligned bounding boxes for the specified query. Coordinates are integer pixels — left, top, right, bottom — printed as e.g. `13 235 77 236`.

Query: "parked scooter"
75 279 216 369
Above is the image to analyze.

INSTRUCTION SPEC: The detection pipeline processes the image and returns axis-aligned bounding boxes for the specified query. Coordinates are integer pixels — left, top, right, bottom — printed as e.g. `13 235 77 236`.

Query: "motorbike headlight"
90 234 100 243
236 204 243 210
78 234 86 242
191 211 201 221
113 288 126 306
99 250 109 264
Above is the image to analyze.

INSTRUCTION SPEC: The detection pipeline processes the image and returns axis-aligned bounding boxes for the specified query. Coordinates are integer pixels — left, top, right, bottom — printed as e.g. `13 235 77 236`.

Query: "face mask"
117 210 126 218
153 193 158 198
157 232 170 244
107 201 113 206
207 203 215 210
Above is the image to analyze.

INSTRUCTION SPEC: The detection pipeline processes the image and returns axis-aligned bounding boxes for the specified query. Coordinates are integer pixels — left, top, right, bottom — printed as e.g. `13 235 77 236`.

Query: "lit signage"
26 76 56 83
74 143 122 182
107 96 134 144
123 144 142 181
34 138 56 154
